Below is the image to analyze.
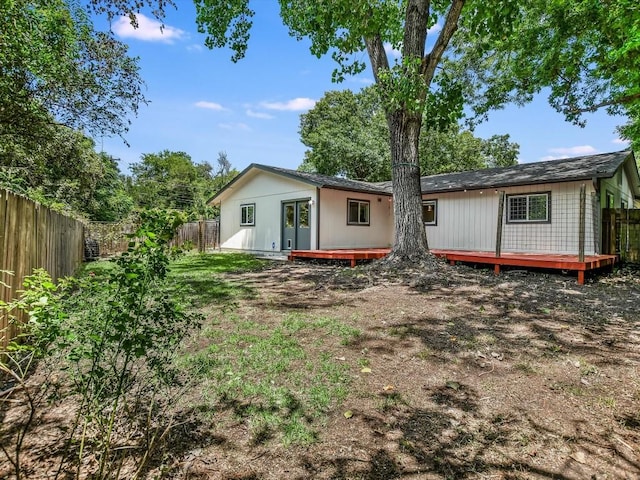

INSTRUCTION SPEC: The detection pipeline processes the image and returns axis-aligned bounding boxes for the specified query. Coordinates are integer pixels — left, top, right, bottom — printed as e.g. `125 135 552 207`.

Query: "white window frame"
506 192 551 223
347 199 370 226
422 199 437 226
240 203 255 226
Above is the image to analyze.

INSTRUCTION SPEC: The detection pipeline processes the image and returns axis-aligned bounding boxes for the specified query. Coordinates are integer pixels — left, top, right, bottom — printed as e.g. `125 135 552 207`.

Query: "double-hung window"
507 193 550 223
240 203 255 226
347 199 370 225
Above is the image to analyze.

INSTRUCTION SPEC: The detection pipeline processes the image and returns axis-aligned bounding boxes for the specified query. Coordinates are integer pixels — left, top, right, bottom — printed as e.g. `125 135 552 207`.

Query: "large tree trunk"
364 0 465 264
388 110 430 260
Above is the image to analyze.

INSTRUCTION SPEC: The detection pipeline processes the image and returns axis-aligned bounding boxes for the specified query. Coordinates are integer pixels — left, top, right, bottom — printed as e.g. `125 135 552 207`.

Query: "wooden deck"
288 248 391 267
288 248 617 284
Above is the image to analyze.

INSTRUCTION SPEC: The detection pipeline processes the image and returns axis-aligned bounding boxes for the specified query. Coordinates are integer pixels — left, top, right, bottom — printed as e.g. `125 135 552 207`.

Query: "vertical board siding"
0 189 84 347
425 181 598 255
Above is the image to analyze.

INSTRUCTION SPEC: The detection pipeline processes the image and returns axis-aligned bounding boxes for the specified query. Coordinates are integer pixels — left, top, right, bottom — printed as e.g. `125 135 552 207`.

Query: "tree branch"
568 91 640 114
423 0 466 86
364 34 389 83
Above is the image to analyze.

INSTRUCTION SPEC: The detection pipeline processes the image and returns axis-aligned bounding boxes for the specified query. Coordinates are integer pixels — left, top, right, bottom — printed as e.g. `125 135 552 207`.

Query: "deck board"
288 248 617 284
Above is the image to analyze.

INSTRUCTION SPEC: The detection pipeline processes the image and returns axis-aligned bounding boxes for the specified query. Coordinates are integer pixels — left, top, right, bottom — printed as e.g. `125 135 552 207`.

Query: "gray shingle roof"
415 150 633 194
247 164 391 195
210 150 635 205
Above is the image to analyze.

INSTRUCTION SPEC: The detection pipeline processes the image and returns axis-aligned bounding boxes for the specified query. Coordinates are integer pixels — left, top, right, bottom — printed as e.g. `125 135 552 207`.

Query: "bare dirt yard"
3 256 640 479
176 259 640 480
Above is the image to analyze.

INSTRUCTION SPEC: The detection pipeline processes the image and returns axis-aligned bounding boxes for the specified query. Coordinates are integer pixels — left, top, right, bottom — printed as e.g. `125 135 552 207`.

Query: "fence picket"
0 189 84 346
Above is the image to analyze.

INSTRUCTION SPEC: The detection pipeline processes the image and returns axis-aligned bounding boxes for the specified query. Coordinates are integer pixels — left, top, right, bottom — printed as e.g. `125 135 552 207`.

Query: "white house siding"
219 171 317 253
600 167 635 208
424 181 599 255
318 189 393 249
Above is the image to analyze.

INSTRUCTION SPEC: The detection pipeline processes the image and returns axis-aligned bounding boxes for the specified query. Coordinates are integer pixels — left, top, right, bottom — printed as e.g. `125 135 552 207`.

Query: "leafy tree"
0 126 133 220
128 150 234 217
299 88 390 182
449 0 640 149
299 88 519 179
420 128 518 175
0 0 147 144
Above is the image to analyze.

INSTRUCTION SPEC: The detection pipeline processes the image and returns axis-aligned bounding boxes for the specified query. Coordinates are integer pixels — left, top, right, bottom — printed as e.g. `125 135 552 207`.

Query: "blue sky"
98 2 630 174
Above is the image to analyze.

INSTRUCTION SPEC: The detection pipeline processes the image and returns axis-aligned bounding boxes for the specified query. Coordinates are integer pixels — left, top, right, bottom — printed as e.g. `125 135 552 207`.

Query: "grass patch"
182 313 354 446
168 253 266 306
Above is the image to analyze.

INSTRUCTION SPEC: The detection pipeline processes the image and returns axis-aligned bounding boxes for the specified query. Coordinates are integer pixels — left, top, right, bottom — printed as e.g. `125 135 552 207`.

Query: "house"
208 150 639 257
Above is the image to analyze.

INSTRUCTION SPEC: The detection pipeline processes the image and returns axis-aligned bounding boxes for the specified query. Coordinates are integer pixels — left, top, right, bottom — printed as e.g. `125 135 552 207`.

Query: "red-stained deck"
287 248 617 285
288 248 391 267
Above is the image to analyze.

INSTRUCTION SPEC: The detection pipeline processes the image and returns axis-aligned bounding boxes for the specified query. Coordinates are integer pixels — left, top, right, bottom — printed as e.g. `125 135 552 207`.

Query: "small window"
240 203 255 226
422 200 437 226
347 199 370 225
507 193 550 223
622 200 628 209
605 191 615 208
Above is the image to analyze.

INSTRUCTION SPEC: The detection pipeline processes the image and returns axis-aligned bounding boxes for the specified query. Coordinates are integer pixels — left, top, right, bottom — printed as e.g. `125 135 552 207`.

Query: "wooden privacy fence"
171 220 219 253
85 219 219 257
602 208 640 263
1 189 85 347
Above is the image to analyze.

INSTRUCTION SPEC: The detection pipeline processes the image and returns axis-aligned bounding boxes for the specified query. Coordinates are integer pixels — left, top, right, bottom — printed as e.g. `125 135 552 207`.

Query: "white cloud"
348 77 374 85
428 23 442 35
112 14 185 43
186 44 204 52
549 145 598 156
246 109 274 120
612 137 630 145
260 97 316 111
218 122 251 131
384 43 401 58
195 101 227 111
539 145 598 161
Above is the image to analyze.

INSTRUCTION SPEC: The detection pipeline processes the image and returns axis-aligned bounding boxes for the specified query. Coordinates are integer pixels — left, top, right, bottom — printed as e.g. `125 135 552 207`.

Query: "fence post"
198 218 205 253
578 184 586 262
495 191 505 257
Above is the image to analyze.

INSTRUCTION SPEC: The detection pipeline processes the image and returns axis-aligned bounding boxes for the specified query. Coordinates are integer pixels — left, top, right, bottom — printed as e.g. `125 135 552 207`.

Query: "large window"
240 203 255 226
507 193 550 223
347 199 370 225
422 200 437 226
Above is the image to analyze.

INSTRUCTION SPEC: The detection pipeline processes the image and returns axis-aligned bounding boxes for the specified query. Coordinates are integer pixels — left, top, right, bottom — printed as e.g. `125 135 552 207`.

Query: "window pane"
348 201 359 223
528 195 547 221
285 205 294 227
508 197 527 221
359 203 369 223
298 203 309 228
241 205 255 225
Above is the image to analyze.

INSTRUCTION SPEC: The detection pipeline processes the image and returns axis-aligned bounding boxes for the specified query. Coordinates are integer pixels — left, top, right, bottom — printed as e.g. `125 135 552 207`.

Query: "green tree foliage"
299 88 519 180
128 150 236 217
0 0 147 144
449 0 640 149
420 129 519 175
298 88 391 182
0 126 133 220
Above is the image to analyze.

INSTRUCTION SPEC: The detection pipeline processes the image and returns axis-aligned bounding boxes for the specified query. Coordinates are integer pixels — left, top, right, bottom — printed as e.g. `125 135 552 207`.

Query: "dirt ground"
175 259 640 480
3 258 640 479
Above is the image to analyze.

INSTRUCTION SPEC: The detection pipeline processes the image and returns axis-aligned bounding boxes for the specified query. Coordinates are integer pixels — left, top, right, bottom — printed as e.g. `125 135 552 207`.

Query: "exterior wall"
600 167 635 208
424 180 600 255
219 171 317 253
318 189 393 249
